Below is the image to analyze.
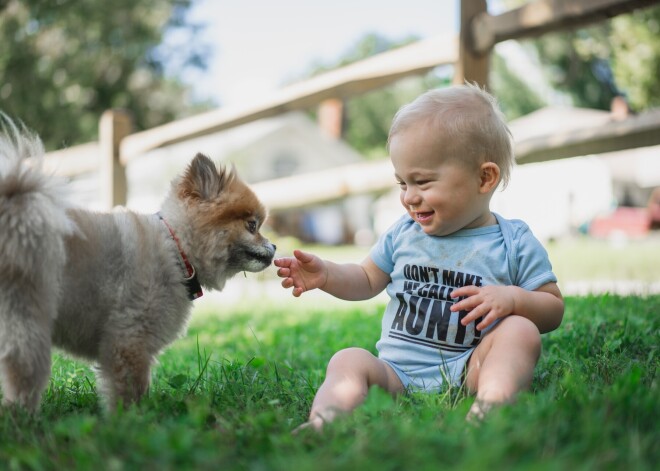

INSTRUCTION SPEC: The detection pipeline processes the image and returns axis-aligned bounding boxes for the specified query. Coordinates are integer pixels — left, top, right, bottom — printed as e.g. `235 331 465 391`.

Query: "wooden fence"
43 0 660 211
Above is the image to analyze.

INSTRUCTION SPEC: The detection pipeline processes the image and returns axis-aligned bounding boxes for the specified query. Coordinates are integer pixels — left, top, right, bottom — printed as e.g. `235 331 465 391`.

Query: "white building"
492 105 660 241
70 112 372 244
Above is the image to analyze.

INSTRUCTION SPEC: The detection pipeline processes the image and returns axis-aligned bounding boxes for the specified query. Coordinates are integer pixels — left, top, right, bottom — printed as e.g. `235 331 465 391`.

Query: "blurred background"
2 0 659 303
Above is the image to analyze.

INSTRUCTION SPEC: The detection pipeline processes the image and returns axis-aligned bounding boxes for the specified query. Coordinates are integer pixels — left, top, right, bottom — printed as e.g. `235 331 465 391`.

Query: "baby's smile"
414 211 435 224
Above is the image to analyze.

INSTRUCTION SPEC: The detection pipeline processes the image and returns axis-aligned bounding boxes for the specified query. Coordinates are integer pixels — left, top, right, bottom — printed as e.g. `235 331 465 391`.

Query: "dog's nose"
272 244 277 251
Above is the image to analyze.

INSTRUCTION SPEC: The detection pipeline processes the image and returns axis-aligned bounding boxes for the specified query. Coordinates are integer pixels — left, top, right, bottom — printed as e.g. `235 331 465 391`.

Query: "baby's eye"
396 180 407 189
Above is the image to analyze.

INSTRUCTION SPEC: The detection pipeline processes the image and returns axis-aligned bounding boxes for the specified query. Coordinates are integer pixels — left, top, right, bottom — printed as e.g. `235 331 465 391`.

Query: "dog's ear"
179 153 232 200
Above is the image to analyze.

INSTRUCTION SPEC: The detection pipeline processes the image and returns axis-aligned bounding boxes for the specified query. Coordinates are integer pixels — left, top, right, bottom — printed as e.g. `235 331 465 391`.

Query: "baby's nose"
403 189 421 205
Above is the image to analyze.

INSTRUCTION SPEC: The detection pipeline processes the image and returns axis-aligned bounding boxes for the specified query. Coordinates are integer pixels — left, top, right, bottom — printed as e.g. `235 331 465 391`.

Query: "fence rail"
41 0 660 211
470 0 658 53
118 34 458 163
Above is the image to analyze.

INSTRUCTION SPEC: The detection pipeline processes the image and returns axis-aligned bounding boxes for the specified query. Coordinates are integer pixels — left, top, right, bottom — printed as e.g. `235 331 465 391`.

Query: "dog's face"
172 153 276 290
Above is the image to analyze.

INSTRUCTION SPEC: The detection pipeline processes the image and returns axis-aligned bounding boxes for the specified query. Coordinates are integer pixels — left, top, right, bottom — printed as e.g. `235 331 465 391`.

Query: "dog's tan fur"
0 116 275 411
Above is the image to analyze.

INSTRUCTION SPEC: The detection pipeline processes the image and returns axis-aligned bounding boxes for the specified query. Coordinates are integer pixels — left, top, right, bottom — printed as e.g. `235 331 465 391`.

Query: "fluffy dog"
0 116 276 411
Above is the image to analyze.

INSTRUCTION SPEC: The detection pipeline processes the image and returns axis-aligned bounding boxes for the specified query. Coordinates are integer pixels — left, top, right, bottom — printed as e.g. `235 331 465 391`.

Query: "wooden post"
99 109 132 208
454 0 490 88
318 98 344 139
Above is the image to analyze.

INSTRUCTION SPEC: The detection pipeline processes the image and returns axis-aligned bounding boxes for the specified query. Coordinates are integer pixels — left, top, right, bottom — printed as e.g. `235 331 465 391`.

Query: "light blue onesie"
370 213 557 392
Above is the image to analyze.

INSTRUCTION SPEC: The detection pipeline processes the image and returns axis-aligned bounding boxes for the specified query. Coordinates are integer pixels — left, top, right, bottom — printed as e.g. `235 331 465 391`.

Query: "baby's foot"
466 399 494 423
292 416 325 435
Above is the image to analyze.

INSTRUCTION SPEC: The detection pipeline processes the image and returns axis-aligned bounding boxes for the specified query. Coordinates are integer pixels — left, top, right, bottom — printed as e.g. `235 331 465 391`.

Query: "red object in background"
589 207 651 239
649 187 660 230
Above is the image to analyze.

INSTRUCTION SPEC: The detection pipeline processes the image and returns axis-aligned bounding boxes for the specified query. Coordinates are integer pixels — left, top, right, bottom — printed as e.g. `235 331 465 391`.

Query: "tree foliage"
325 4 660 157
490 52 545 120
501 1 660 111
301 33 449 158
304 32 543 157
528 27 620 110
0 0 210 150
610 6 660 110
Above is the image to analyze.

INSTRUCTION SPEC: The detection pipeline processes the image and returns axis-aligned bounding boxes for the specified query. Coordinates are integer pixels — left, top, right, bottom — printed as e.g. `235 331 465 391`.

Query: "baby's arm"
274 249 390 300
450 282 564 334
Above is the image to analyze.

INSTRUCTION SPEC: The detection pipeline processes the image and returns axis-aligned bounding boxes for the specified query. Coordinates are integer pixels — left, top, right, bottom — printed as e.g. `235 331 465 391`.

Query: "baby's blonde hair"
388 83 513 188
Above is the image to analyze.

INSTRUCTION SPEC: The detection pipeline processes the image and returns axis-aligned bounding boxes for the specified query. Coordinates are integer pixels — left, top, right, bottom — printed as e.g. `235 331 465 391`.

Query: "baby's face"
389 126 494 236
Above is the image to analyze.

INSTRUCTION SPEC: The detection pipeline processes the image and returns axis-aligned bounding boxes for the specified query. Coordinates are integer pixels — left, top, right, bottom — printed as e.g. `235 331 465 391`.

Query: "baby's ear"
479 162 500 193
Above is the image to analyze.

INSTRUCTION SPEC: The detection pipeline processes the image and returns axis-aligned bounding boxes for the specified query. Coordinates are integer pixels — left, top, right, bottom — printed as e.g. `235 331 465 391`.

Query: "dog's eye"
246 220 257 234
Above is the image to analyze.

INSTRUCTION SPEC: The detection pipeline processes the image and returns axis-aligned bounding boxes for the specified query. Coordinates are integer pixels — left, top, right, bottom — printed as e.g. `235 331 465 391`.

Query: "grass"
0 294 658 470
544 236 660 283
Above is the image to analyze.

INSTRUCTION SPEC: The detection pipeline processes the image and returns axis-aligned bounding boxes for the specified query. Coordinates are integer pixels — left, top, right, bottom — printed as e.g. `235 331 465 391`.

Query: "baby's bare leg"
465 315 541 419
300 347 403 431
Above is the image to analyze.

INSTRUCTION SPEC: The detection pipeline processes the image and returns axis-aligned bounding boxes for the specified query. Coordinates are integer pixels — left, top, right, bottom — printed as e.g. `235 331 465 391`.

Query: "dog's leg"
0 326 52 412
96 342 153 411
0 276 55 413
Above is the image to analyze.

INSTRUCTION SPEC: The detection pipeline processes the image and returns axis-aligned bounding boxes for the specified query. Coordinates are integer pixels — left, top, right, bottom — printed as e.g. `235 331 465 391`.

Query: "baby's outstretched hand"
274 249 327 297
450 285 515 331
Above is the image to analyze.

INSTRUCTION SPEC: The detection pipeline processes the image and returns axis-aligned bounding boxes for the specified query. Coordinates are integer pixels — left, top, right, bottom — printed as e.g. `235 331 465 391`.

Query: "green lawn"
545 236 660 283
1 294 657 470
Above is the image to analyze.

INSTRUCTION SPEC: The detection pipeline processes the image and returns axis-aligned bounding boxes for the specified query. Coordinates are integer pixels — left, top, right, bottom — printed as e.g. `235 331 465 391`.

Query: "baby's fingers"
450 293 482 313
281 277 306 297
276 267 291 278
475 314 495 331
450 285 480 299
293 249 315 264
273 257 292 268
459 304 489 326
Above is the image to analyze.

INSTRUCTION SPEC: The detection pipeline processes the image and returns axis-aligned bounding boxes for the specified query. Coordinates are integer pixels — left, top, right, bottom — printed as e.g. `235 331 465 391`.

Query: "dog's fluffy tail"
0 113 75 409
0 113 75 281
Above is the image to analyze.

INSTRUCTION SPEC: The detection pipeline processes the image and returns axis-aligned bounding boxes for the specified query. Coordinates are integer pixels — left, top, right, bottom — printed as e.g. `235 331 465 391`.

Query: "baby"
274 83 564 430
